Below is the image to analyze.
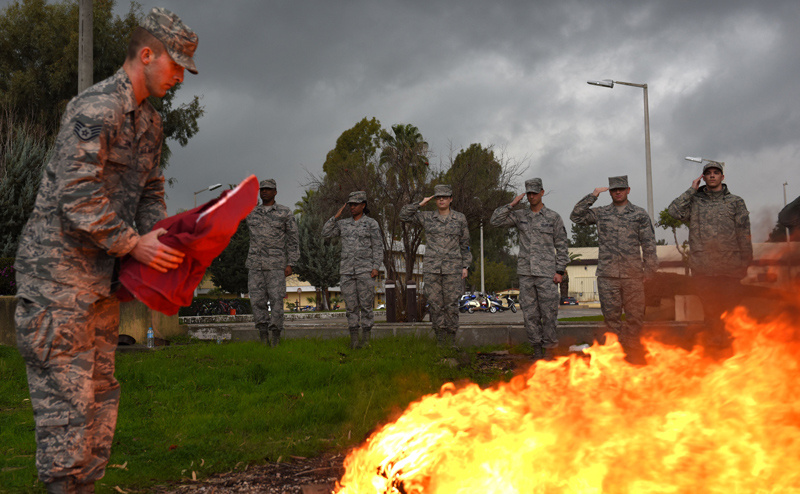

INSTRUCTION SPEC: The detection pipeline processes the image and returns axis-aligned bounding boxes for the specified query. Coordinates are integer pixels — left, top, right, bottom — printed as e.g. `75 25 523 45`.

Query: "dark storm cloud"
3 0 798 242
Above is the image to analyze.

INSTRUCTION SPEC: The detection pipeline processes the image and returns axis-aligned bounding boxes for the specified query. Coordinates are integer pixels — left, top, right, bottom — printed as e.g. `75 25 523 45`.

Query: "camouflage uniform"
246 180 300 346
400 185 472 345
668 174 752 338
570 176 658 358
322 192 384 347
13 8 197 489
491 179 568 349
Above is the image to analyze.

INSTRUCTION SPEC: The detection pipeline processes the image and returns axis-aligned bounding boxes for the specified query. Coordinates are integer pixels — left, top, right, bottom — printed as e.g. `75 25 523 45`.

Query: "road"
456 304 602 323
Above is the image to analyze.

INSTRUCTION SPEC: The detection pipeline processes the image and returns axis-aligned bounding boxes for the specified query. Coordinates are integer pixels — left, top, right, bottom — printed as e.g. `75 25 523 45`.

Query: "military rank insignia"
74 121 102 141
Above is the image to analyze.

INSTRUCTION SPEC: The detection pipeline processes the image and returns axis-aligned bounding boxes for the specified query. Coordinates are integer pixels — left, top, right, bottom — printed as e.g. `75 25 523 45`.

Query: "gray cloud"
3 0 797 243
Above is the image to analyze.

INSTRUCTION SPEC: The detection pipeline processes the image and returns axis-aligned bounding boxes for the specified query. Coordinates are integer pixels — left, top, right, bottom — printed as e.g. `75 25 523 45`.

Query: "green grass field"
0 336 518 493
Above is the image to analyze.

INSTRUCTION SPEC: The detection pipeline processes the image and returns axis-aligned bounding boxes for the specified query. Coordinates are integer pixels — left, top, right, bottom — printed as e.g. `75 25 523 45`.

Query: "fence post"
385 280 396 323
406 282 417 322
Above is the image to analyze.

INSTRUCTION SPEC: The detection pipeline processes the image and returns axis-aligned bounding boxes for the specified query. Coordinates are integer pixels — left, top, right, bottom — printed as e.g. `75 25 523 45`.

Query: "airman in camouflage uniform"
491 178 568 359
668 162 752 346
246 179 300 346
571 176 657 364
400 185 472 347
13 8 198 493
322 191 384 349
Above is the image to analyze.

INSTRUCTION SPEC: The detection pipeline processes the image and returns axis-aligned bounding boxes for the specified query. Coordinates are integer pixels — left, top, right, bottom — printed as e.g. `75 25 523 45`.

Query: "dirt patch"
144 454 344 494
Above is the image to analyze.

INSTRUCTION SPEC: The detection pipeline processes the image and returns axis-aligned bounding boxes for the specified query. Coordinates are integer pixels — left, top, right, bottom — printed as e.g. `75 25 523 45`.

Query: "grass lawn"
0 336 518 493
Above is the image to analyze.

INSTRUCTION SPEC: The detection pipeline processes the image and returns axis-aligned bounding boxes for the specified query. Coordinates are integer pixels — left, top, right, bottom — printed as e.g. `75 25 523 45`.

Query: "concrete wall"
0 296 184 347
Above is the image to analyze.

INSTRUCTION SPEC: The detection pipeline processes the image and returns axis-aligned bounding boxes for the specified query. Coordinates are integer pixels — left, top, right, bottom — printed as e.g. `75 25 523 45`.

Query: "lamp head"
587 79 614 88
209 183 222 191
684 157 703 163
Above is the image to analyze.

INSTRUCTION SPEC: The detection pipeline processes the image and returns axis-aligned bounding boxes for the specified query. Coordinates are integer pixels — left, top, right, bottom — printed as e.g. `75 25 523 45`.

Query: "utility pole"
78 0 93 92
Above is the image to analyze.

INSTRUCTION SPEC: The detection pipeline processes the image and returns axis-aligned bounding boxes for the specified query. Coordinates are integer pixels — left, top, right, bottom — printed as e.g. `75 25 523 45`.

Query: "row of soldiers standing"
247 161 752 362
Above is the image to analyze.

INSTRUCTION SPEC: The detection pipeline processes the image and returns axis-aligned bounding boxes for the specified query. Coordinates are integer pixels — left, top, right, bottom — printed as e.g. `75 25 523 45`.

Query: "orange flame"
335 306 800 493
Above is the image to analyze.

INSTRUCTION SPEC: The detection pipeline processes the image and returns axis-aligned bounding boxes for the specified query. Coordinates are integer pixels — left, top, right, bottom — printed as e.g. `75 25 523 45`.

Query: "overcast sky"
6 0 799 242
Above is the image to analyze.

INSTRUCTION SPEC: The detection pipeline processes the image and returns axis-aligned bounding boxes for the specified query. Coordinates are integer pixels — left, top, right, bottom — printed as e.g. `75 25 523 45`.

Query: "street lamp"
684 156 725 169
193 183 222 208
587 79 654 222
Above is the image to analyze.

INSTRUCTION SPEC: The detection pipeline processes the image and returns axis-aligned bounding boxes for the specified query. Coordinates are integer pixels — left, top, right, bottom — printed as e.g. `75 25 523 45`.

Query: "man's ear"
140 47 153 65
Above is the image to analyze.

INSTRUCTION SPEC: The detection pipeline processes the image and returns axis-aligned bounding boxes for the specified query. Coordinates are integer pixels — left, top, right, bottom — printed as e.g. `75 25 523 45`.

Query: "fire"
335 305 800 493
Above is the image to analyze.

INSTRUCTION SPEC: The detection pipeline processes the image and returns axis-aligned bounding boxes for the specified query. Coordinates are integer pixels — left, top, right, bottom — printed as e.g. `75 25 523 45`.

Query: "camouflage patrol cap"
433 184 453 197
142 7 199 74
348 191 367 203
703 161 724 173
259 178 276 189
525 178 543 194
608 175 629 189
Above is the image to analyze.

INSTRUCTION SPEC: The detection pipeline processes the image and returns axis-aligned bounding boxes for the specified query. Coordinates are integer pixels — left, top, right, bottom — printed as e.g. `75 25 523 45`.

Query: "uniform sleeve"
667 188 697 222
57 103 139 257
370 219 384 271
399 203 423 226
321 216 339 239
286 213 301 266
134 141 166 234
553 213 569 272
569 194 598 225
735 198 753 268
639 212 659 276
460 215 472 269
490 204 516 228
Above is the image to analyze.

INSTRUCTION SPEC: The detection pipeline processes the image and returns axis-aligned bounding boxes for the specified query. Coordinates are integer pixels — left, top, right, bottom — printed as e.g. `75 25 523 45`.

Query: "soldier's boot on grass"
445 331 457 349
435 329 447 347
270 330 281 347
259 330 269 346
46 477 94 494
349 328 360 349
532 344 545 360
359 329 371 348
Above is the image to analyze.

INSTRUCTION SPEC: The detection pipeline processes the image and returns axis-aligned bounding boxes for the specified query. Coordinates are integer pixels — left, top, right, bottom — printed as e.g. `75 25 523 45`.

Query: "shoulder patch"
74 120 102 141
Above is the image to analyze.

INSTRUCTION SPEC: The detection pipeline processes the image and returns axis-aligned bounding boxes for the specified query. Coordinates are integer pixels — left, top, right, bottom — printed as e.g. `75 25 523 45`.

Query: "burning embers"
335 306 800 493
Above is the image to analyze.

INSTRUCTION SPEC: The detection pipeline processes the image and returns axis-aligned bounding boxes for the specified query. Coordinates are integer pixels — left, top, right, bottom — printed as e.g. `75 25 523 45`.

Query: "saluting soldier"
571 175 657 364
246 178 300 346
400 185 471 347
322 191 384 349
491 178 568 359
668 161 752 347
13 9 197 493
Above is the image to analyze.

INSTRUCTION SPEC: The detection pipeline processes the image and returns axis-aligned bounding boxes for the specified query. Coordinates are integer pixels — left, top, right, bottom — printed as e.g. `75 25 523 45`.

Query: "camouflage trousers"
340 272 375 330
519 275 559 348
423 273 463 335
597 276 645 350
248 269 286 337
14 281 120 485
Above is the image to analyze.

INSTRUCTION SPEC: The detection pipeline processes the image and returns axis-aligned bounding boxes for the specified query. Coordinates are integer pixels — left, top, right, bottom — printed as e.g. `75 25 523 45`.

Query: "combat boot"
359 329 371 348
270 331 281 347
259 331 269 346
45 478 77 494
435 329 447 347
532 344 545 360
76 482 95 494
445 331 457 349
349 329 360 349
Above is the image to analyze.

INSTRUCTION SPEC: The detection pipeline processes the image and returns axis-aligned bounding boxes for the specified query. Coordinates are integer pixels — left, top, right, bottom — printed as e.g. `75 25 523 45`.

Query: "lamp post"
784 182 790 243
480 220 485 295
587 79 654 222
193 183 222 208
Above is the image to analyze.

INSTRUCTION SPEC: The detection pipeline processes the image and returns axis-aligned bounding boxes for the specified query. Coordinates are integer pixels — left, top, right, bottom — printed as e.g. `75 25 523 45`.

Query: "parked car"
560 297 579 305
